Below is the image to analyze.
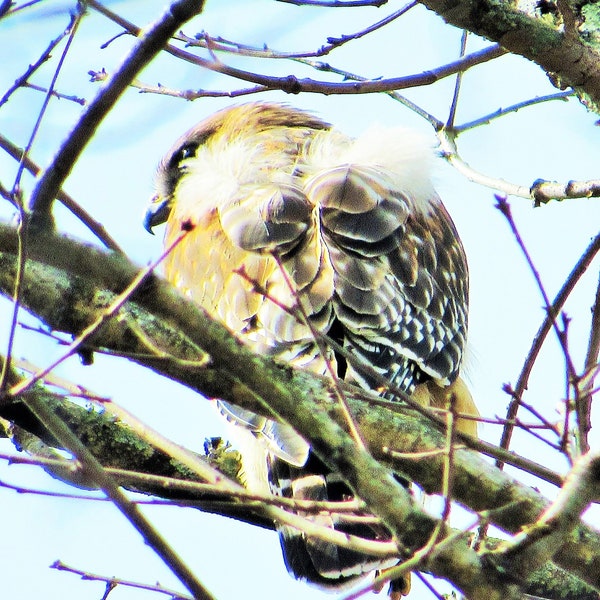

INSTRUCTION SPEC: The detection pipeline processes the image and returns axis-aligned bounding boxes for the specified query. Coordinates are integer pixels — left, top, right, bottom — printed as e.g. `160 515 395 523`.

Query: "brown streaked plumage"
146 102 477 594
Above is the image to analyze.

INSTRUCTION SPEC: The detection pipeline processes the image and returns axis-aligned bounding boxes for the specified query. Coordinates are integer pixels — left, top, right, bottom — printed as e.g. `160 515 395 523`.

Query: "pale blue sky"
1 1 599 599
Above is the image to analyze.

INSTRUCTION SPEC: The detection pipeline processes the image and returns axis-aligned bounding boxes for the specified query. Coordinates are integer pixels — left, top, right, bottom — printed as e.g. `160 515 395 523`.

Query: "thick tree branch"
418 0 600 111
0 236 507 599
486 451 600 581
0 224 600 598
1 364 596 599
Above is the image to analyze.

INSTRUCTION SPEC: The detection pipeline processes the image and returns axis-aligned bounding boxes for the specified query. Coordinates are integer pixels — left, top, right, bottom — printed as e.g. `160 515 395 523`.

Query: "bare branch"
87 2 506 98
276 0 389 6
454 91 574 133
20 82 85 105
497 228 600 466
418 0 600 111
163 41 505 96
485 451 600 579
1 225 600 597
28 0 207 231
0 132 123 252
184 2 417 59
495 196 578 382
577 273 600 452
52 560 195 600
0 13 75 108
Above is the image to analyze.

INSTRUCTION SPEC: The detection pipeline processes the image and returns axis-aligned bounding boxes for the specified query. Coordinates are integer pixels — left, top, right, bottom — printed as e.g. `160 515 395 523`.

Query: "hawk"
145 102 476 595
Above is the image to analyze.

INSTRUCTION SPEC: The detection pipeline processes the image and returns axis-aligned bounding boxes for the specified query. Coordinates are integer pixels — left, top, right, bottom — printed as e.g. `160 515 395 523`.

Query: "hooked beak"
144 195 172 234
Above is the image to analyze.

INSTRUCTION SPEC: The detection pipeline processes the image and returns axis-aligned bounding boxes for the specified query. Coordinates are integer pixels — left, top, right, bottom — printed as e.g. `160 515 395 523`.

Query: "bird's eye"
169 142 198 171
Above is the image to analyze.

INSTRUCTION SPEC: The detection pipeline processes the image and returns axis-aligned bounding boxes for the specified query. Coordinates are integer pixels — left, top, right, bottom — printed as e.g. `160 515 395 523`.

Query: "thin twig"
366 405 462 600
269 252 366 449
414 572 447 600
440 402 457 523
479 415 556 430
133 80 264 100
0 14 75 108
367 390 564 486
388 407 460 596
0 133 123 252
52 561 194 600
496 196 578 455
501 384 562 445
184 2 416 59
13 9 83 194
496 229 600 468
1 0 46 17
446 30 468 128
276 0 388 6
577 273 600 453
21 82 86 105
454 91 573 133
0 450 367 512
294 56 443 127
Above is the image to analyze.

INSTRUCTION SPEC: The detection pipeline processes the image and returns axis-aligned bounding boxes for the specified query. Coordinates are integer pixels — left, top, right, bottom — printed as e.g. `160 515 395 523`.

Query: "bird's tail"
266 378 479 596
268 452 408 592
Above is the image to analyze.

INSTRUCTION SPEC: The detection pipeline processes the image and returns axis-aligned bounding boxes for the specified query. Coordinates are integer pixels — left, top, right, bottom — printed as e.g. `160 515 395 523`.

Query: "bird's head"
144 103 329 234
143 119 219 234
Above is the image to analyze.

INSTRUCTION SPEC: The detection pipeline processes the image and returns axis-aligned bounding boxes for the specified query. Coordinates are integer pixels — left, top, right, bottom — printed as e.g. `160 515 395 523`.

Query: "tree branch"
27 0 206 231
0 223 600 597
485 451 600 580
418 0 600 112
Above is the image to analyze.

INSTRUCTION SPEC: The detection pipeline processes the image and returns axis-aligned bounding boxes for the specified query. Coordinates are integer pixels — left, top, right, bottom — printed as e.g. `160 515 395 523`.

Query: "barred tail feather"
269 453 397 586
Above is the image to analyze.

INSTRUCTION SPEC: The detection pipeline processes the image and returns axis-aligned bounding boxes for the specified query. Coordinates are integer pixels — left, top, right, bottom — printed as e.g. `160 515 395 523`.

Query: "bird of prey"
145 102 476 596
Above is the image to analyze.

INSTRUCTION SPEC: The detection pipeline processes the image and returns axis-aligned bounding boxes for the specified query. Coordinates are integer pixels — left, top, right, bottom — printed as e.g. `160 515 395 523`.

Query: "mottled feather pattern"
150 102 470 587
160 107 467 387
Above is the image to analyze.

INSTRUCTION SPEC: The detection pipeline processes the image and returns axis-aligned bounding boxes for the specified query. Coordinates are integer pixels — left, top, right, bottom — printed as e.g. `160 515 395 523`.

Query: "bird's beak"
144 195 172 234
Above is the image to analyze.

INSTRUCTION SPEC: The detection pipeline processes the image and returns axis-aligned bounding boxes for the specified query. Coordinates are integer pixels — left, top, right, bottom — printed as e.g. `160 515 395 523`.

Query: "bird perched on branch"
145 102 477 596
